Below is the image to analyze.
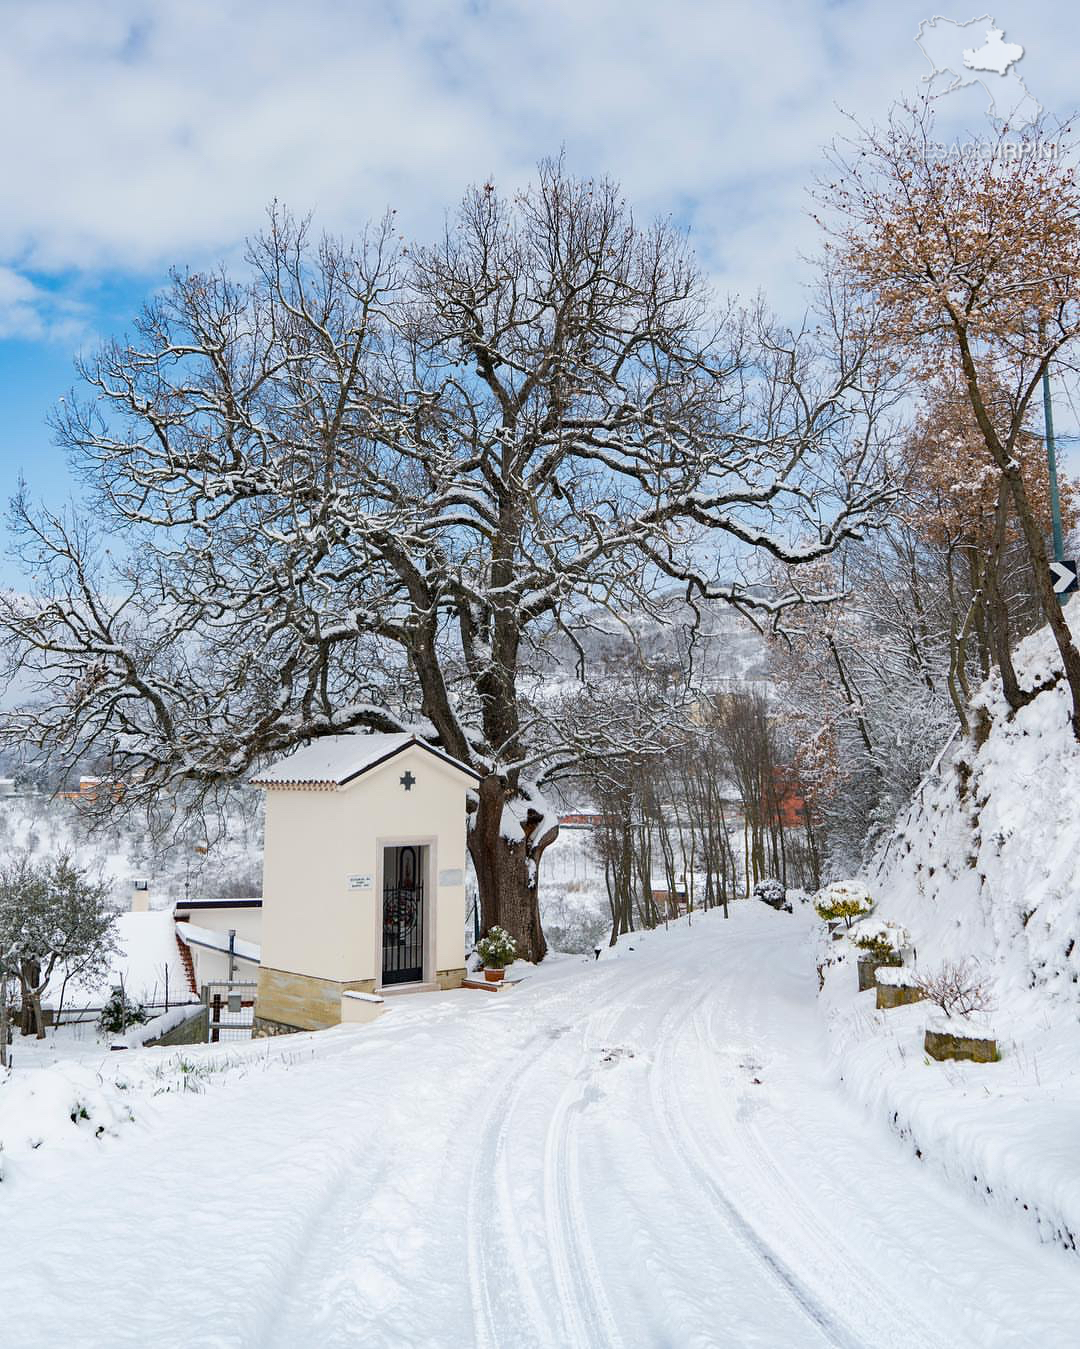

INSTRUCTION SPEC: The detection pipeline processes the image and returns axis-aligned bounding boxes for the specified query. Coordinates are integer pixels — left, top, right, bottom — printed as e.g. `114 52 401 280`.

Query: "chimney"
131 878 150 912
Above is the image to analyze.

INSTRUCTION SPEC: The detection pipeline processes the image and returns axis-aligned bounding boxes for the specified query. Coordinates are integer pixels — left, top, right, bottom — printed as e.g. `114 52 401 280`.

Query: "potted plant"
475 926 517 982
813 880 874 932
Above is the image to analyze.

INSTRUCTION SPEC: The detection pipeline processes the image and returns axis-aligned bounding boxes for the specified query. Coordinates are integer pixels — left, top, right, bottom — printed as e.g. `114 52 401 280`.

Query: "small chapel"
249 733 479 1036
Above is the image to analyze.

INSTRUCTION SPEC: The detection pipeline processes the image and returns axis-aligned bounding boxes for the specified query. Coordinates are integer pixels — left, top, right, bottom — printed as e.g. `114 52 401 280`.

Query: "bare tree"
914 959 994 1019
2 164 897 959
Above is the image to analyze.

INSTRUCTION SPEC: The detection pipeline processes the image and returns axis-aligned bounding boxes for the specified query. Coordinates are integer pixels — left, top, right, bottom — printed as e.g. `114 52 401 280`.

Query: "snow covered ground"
1 903 1073 1348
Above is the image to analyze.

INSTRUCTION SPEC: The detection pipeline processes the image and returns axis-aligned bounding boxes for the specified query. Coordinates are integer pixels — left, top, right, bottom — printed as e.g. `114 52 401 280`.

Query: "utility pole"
1043 365 1066 580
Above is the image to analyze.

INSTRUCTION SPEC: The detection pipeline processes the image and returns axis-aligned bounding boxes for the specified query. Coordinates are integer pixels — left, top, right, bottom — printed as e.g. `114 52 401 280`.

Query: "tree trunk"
19 960 41 1037
468 776 550 963
984 482 1034 714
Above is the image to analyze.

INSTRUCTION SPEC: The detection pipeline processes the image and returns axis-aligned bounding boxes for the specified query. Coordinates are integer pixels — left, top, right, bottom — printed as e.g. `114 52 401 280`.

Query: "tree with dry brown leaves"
818 101 1080 736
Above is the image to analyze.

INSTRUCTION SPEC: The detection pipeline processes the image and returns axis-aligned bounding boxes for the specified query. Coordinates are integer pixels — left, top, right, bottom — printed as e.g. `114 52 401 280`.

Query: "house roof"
174 898 263 911
176 922 261 964
249 732 480 789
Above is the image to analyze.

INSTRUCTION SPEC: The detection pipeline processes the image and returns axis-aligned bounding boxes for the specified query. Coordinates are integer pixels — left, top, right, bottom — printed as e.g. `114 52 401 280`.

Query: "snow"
924 1013 996 1038
875 964 919 988
43 910 191 1011
0 905 1075 1346
0 788 265 912
177 920 260 964
871 594 1080 1011
251 733 477 786
117 1003 206 1049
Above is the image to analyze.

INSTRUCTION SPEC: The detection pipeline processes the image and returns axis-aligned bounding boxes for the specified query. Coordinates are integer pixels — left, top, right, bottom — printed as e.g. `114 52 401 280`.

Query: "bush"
813 880 873 928
475 926 518 970
854 934 903 966
850 918 909 966
913 959 994 1019
752 878 787 909
98 986 148 1036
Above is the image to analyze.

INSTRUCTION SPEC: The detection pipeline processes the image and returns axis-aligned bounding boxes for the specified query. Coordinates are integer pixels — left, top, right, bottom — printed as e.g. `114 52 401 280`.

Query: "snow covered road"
4 905 1074 1347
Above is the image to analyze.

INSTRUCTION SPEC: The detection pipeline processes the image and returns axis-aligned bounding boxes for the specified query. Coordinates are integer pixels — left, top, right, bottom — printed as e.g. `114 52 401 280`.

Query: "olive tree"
0 853 117 1039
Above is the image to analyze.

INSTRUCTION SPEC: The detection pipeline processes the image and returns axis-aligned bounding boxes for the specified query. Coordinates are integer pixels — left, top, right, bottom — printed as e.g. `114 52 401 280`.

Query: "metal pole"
228 929 236 983
1043 366 1066 584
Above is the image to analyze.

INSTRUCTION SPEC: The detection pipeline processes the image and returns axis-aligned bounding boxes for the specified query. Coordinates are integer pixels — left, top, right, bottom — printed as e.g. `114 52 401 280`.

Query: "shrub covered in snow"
855 935 902 967
98 986 148 1035
752 878 787 909
813 880 874 928
849 918 910 966
475 926 517 970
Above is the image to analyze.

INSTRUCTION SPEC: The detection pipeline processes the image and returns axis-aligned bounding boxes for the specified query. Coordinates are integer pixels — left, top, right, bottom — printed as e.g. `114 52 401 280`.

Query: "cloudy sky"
1 1 1076 526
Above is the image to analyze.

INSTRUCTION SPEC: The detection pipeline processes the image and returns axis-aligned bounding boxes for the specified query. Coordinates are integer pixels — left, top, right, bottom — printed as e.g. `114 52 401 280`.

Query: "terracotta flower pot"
484 967 505 983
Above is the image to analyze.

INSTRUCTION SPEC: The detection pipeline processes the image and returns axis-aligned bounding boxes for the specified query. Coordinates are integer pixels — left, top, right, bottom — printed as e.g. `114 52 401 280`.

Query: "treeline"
561 666 821 944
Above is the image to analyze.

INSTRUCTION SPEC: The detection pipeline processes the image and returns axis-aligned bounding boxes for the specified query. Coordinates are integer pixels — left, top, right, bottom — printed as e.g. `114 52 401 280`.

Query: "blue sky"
1 1 1078 569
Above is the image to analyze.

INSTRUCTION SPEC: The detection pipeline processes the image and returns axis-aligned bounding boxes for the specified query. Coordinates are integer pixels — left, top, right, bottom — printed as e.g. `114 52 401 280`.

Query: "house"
248 733 480 1036
174 897 263 989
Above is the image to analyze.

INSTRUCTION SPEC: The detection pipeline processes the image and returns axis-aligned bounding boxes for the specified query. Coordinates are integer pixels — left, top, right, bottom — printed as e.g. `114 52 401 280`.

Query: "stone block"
876 982 925 1010
924 1025 999 1063
857 956 900 992
341 991 386 1025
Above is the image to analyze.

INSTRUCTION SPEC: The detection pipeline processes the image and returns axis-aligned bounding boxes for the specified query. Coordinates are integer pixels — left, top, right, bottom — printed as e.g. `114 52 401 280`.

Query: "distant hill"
535 591 769 687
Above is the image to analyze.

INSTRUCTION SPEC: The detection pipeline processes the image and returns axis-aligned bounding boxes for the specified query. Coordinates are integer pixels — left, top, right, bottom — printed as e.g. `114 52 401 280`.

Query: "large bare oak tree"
2 164 895 958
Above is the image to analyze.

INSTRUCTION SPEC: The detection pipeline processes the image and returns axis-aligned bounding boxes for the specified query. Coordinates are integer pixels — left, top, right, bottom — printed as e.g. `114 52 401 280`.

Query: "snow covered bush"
913 960 993 1019
813 880 874 928
849 918 909 965
854 935 902 967
752 879 787 909
475 926 517 970
98 986 148 1036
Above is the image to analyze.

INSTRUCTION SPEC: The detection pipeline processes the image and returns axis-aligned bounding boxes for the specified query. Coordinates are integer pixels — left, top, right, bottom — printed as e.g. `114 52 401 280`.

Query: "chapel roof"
249 732 480 789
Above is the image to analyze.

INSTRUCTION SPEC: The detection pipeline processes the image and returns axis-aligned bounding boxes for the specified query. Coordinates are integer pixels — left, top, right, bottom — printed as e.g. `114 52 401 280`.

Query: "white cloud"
0 1 1072 322
0 266 86 341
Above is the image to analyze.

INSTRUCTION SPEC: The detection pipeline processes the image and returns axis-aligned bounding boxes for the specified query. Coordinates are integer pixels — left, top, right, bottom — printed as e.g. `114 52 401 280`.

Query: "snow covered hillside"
872 595 1080 1009
813 599 1080 1257
1 905 1074 1348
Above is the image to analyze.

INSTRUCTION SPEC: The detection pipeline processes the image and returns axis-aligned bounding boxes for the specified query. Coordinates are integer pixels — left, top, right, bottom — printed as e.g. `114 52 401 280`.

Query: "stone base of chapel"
252 965 377 1035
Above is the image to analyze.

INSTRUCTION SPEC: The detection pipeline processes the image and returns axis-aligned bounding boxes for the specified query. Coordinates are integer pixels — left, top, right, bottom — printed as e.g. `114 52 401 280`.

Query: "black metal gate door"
382 846 424 984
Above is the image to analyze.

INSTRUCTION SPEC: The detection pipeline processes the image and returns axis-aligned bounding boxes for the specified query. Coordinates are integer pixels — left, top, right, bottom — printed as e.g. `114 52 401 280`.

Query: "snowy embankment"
820 598 1080 1252
1 905 1074 1348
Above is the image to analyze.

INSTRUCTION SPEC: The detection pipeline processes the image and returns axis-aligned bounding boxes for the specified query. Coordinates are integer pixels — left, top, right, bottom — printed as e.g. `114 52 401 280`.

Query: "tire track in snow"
541 1003 626 1349
471 963 670 1349
690 965 951 1349
647 981 861 1349
467 1019 567 1348
466 977 620 1349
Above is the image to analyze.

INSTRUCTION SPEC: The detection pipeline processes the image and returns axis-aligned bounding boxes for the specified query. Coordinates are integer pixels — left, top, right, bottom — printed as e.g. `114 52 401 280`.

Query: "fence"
202 979 257 1042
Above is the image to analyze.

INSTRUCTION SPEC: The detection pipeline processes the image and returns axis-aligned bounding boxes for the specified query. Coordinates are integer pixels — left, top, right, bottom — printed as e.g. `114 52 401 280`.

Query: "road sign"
1050 559 1079 595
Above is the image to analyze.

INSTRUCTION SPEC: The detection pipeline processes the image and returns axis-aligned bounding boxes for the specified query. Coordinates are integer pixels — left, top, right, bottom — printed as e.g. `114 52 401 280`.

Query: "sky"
1 0 1079 570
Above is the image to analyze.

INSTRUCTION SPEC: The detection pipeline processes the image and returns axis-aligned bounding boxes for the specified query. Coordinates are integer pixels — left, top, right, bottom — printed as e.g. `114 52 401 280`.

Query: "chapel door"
382 845 425 985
